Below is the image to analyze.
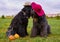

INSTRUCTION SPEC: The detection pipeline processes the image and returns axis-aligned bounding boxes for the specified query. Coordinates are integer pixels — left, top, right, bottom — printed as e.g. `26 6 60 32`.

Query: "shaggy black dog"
6 5 32 37
30 11 51 37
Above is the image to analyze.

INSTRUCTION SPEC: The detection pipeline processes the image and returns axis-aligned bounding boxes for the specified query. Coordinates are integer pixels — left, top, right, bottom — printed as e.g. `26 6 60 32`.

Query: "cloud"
0 0 24 16
0 0 60 16
45 0 60 13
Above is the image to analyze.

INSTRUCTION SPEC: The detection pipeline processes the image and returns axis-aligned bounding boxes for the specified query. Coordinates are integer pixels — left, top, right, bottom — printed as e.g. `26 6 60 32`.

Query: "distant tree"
1 15 5 19
46 16 49 19
56 14 60 19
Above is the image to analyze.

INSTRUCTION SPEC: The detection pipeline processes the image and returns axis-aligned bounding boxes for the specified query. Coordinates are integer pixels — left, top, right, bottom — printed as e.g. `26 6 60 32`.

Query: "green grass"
0 18 60 42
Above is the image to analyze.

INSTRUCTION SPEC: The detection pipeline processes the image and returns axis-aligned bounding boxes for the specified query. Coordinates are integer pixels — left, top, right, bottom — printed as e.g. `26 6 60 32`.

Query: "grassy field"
0 18 60 42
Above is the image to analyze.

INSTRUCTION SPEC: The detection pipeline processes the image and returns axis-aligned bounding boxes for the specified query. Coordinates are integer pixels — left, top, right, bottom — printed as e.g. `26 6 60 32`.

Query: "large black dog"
6 5 32 37
30 10 51 37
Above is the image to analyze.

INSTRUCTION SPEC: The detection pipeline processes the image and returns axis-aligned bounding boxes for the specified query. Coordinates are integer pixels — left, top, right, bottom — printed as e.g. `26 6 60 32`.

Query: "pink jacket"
31 2 45 16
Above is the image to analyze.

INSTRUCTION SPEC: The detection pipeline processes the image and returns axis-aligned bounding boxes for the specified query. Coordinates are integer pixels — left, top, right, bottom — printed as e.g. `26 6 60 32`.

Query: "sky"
0 0 60 16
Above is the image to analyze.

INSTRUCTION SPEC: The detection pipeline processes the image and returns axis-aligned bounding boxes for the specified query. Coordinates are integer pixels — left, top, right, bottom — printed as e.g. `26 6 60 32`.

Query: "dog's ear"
22 8 26 12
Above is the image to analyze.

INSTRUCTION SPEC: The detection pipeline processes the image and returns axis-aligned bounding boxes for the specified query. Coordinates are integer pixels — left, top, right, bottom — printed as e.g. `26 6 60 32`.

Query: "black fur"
30 11 51 37
6 5 32 37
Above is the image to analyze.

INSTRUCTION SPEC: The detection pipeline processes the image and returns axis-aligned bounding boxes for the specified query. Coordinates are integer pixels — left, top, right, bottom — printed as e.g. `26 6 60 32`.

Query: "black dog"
30 11 51 37
6 5 32 37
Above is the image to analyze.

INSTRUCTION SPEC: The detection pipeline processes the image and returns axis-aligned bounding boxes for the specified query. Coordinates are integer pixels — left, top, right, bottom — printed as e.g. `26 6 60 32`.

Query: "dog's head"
22 5 32 18
21 5 39 18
